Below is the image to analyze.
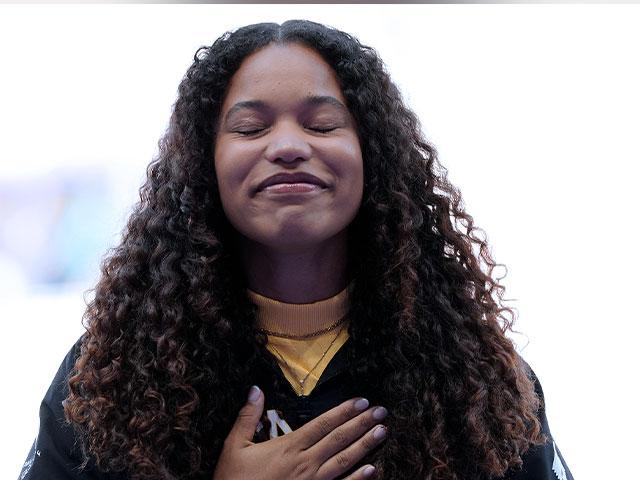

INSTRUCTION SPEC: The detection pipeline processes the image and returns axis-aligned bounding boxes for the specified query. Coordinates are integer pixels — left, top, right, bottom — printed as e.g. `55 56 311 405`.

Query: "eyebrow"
223 95 349 123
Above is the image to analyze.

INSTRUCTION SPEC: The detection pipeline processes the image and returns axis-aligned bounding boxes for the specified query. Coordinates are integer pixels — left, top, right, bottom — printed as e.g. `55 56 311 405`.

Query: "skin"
214 43 364 304
212 43 384 480
212 387 387 480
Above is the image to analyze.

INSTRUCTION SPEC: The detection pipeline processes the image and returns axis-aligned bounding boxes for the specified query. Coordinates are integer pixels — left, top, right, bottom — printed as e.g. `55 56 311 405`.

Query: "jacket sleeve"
18 337 114 480
502 363 574 480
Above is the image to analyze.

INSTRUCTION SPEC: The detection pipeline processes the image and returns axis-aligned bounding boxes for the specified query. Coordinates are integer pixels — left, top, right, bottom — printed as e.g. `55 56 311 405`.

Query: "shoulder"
19 335 123 480
518 357 545 399
44 336 84 412
500 356 574 480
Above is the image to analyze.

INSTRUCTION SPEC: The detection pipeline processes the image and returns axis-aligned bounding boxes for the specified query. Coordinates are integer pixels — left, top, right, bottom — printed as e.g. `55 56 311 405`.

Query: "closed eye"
235 128 266 136
308 126 338 133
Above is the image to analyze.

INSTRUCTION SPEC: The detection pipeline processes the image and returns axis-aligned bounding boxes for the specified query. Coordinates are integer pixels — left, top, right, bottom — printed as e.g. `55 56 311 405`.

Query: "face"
214 43 364 253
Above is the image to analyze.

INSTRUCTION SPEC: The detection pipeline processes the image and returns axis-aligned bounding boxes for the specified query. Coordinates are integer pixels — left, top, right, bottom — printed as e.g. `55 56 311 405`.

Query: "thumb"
229 385 264 443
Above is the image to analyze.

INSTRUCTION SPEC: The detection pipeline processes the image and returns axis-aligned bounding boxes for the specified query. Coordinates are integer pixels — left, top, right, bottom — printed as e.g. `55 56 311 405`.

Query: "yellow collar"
246 281 353 337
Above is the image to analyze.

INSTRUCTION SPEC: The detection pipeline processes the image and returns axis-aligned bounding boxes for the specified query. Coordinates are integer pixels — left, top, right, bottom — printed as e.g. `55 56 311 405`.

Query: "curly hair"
64 20 546 480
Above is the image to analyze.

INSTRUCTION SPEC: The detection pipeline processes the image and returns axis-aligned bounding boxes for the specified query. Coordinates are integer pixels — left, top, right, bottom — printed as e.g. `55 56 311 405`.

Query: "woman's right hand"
212 386 388 480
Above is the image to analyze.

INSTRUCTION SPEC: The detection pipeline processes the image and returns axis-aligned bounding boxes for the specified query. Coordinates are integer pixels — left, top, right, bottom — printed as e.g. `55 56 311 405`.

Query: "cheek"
329 152 364 218
214 143 252 193
352 162 365 209
347 147 365 209
324 135 362 171
336 143 364 192
213 151 242 218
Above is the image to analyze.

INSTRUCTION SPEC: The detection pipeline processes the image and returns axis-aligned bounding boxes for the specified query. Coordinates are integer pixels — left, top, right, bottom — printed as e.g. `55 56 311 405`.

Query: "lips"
255 172 328 192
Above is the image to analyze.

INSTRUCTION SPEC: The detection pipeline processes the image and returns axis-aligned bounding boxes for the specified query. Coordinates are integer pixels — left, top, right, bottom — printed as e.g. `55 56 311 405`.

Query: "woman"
20 20 574 480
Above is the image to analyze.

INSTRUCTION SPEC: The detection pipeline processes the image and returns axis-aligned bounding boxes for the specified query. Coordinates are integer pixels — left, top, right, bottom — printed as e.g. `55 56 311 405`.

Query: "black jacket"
19 337 574 480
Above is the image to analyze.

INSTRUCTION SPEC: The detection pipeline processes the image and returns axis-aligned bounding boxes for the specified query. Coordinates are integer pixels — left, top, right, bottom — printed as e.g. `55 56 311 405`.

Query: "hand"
212 386 388 480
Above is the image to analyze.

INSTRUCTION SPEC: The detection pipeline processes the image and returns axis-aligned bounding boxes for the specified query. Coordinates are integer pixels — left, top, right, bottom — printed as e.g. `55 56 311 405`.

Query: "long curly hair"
64 20 546 480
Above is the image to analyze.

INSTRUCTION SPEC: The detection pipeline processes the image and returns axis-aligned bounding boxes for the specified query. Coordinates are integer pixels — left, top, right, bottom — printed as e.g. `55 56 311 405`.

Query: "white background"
2 4 639 479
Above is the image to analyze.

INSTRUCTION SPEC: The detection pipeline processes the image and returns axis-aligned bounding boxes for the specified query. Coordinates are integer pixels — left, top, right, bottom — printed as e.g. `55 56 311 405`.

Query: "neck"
238 231 350 303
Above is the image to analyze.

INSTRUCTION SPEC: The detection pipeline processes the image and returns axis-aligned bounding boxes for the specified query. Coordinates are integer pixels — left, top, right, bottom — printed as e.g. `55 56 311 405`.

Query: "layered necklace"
259 315 348 396
257 313 348 340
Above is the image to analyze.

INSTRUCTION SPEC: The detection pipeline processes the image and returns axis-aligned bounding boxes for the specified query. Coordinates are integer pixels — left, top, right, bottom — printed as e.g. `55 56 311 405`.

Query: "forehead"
221 43 346 107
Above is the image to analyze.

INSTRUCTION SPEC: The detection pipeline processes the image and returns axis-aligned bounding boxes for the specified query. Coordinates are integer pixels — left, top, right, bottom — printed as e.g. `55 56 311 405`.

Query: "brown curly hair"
64 19 546 480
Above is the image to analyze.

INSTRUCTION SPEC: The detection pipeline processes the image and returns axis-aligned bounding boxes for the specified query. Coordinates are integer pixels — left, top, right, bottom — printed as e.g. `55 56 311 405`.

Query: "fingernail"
372 406 388 420
248 385 261 404
363 465 376 477
354 398 369 411
373 425 387 440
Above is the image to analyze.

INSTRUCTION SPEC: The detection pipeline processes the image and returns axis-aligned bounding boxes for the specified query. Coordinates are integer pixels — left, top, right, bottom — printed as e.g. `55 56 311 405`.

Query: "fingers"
227 385 264 445
342 464 377 480
313 409 387 480
311 404 387 461
294 398 371 450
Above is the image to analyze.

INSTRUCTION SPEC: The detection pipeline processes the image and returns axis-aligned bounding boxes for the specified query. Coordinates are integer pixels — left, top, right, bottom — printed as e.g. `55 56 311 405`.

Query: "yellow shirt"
246 282 353 396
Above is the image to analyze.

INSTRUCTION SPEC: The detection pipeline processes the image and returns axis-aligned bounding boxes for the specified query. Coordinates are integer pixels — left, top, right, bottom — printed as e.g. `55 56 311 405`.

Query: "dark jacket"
19 336 574 480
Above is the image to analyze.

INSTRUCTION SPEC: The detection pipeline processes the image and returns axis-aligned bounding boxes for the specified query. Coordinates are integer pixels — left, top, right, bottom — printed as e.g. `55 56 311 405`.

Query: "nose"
263 121 312 164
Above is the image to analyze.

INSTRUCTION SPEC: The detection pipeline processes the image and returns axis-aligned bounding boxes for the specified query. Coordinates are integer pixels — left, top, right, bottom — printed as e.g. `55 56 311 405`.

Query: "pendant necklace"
268 321 346 397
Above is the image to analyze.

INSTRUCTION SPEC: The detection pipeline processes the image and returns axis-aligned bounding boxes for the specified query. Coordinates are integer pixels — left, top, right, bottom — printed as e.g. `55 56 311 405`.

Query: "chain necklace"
268 321 346 397
258 314 348 340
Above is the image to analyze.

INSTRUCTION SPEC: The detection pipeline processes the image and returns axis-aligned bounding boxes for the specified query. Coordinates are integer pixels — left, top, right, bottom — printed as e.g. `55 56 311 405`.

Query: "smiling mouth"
261 182 327 194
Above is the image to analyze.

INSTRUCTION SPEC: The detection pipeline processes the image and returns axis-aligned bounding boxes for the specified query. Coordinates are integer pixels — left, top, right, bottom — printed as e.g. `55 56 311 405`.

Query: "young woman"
20 20 574 480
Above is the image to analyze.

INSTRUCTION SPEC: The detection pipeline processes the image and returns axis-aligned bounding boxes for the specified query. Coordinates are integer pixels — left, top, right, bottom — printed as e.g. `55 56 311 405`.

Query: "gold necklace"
258 314 348 340
269 322 346 397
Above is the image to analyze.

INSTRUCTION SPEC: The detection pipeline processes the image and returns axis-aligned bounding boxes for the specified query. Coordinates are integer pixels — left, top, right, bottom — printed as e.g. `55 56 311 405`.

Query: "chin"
261 224 347 249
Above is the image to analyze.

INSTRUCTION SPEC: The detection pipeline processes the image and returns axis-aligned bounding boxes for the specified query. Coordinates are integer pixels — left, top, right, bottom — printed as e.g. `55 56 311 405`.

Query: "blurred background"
2 4 638 479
